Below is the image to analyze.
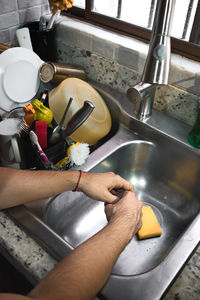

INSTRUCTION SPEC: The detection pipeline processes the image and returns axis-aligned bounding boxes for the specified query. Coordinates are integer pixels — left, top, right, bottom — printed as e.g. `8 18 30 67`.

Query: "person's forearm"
28 219 132 300
0 167 80 210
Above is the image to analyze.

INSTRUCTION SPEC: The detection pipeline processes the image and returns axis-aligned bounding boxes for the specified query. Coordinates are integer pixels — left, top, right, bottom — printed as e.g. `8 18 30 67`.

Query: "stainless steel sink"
7 83 200 300
45 139 200 277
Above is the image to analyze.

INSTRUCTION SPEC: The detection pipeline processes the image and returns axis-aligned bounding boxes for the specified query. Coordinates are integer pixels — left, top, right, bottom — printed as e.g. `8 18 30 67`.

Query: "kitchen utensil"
23 103 35 127
48 0 73 13
35 121 48 149
7 107 25 119
20 118 31 137
16 27 33 50
32 99 53 127
6 107 30 137
47 0 74 30
39 16 47 31
63 100 95 138
47 9 60 30
40 62 86 84
49 78 112 145
30 130 50 163
0 118 22 168
39 90 48 104
50 97 73 144
0 47 43 111
0 43 10 54
50 100 94 144
56 142 90 167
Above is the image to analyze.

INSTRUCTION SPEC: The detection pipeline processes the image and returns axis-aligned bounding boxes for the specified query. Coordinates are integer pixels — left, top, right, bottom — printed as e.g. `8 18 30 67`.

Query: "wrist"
65 170 83 192
76 170 88 191
107 217 134 245
72 170 82 192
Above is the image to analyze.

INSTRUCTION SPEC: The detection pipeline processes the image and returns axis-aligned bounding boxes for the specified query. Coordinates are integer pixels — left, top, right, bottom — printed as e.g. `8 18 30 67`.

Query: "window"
65 0 200 61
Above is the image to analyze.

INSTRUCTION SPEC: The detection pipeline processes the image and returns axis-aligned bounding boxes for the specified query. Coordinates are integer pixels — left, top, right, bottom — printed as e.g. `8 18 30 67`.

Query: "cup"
0 118 22 168
40 62 87 84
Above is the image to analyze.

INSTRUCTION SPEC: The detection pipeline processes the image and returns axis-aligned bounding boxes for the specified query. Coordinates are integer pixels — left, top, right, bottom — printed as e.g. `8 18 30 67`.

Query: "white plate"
0 47 43 111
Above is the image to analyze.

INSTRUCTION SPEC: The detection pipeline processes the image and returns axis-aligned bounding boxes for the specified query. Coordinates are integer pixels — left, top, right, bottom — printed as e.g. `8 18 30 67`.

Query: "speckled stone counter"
0 211 56 286
0 211 199 299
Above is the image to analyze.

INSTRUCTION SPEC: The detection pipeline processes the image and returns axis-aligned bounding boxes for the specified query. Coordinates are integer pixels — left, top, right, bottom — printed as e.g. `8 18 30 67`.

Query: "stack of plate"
0 47 43 112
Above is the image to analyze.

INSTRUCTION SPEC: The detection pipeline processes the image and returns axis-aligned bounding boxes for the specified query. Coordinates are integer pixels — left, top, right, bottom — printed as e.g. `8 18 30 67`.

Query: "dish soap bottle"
188 101 200 148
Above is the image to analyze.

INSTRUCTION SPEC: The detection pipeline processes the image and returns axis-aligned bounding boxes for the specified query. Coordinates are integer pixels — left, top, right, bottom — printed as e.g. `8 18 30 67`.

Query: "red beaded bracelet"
73 170 82 192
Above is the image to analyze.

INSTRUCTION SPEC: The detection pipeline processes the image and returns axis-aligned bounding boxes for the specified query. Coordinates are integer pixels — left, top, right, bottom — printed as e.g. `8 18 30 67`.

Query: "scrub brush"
56 142 90 167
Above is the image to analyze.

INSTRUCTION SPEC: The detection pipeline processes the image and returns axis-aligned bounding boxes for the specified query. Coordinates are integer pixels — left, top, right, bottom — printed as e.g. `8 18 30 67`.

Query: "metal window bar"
189 0 200 44
147 0 157 28
117 0 122 19
182 0 195 39
66 0 200 61
85 0 93 15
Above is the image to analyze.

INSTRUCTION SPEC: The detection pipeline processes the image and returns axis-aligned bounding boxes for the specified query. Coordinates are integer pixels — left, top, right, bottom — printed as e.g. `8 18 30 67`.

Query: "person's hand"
79 172 134 203
105 191 143 241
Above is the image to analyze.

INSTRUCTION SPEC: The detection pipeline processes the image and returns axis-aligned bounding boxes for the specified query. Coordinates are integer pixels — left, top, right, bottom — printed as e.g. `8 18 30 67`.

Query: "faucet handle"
127 82 155 121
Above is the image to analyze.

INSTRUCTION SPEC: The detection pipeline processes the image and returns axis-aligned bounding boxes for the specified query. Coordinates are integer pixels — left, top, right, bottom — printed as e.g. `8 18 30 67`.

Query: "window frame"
63 0 200 62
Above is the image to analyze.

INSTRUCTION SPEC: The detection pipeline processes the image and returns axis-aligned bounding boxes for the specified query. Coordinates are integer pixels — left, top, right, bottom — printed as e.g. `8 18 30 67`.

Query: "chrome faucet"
127 0 176 121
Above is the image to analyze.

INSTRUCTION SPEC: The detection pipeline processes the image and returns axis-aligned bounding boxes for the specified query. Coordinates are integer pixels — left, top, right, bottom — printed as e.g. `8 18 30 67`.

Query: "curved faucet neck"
127 0 176 121
142 0 175 85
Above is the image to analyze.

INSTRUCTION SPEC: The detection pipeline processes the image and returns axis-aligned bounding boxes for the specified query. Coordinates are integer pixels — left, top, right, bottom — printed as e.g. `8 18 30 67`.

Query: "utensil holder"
25 21 57 61
31 140 72 170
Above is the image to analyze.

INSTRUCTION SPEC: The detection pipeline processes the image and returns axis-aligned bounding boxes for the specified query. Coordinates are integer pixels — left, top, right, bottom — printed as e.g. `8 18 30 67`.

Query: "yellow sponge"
138 206 162 240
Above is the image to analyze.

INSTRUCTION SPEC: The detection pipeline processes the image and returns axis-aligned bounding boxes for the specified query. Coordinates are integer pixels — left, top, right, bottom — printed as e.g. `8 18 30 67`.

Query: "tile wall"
0 0 50 45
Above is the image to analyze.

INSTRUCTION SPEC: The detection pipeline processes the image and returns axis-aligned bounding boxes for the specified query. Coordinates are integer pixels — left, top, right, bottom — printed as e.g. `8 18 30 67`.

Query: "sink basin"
7 83 200 300
45 140 200 277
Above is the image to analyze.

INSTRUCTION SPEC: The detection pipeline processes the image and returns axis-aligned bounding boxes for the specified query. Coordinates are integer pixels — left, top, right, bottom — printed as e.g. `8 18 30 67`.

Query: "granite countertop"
0 211 199 299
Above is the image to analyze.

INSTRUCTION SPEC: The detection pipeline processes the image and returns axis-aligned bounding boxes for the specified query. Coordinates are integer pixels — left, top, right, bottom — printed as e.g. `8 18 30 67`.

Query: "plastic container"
32 99 53 127
188 101 200 148
49 78 112 145
23 103 35 127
